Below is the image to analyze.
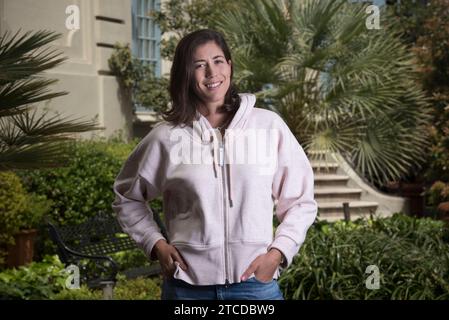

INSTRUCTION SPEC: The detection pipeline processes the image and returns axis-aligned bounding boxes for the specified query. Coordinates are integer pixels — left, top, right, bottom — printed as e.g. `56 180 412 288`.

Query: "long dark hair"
163 29 241 126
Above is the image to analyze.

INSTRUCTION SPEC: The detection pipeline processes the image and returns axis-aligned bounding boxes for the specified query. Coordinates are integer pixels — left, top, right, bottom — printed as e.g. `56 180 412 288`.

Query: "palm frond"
0 143 71 171
217 0 432 186
0 30 101 170
0 30 65 82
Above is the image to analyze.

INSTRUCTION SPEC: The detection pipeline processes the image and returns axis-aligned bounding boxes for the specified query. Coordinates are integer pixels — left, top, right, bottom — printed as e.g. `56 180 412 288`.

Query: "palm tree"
216 0 432 187
0 30 101 171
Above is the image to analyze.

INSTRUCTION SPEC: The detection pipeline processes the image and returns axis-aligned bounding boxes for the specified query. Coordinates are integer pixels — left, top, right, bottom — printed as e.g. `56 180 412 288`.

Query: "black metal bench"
47 208 167 295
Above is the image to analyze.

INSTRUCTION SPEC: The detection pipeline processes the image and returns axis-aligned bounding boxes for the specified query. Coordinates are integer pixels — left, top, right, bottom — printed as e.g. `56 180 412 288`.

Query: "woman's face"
192 41 232 109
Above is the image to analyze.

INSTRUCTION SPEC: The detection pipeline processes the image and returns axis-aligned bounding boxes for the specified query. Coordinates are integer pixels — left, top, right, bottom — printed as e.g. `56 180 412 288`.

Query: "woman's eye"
215 60 224 64
195 64 204 69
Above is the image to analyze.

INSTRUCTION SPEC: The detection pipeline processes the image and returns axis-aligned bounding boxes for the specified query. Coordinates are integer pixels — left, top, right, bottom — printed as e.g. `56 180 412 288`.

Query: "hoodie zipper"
218 132 230 286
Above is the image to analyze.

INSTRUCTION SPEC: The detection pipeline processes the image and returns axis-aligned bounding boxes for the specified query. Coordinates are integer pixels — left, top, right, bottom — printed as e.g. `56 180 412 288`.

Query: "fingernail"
241 276 247 281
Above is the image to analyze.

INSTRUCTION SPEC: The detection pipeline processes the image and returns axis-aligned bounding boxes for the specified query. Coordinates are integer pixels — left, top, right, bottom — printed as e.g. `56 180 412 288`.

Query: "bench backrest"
48 208 167 264
58 212 136 255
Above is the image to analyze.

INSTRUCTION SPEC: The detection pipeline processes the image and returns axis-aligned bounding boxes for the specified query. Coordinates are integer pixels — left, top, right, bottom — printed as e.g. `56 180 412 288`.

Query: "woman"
112 29 317 300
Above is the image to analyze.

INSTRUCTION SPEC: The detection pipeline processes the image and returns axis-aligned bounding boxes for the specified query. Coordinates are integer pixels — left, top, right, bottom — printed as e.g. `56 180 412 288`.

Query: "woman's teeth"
206 81 221 89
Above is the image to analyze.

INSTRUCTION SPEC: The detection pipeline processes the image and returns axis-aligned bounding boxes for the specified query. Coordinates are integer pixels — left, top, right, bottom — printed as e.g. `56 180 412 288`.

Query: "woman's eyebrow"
193 55 225 63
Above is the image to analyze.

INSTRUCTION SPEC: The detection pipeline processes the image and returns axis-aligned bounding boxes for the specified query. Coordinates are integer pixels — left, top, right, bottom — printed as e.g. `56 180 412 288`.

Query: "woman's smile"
204 80 223 90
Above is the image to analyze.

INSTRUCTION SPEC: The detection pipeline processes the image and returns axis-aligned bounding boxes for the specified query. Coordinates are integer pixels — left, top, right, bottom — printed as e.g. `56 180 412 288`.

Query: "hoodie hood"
190 93 256 207
192 93 256 144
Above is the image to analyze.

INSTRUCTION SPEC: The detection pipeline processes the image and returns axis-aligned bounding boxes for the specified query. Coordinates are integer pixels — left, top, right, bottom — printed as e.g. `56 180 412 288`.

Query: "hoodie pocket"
168 210 204 244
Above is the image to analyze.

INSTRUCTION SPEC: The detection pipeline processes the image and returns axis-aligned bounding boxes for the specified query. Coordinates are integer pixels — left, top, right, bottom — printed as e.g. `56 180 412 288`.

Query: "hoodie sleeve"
268 119 317 268
112 129 167 260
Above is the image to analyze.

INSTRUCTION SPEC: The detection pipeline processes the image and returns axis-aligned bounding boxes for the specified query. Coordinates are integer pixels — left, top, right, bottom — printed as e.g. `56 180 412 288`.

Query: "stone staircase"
309 150 407 222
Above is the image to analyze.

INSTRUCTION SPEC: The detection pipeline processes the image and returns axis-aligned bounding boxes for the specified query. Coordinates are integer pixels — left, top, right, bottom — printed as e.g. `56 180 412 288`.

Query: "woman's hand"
153 239 188 278
241 249 283 283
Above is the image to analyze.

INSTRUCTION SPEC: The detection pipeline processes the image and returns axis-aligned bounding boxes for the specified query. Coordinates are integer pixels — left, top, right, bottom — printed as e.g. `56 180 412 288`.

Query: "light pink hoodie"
112 93 317 285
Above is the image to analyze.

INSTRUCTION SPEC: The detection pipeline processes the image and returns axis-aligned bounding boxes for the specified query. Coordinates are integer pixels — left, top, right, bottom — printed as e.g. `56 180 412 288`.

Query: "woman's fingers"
241 254 278 282
157 244 188 277
241 258 259 281
161 255 175 277
171 249 188 270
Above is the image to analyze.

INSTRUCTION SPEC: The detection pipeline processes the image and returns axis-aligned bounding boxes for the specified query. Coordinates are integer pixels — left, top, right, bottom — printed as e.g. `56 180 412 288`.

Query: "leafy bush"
52 285 102 300
389 0 449 184
0 254 161 300
53 276 162 300
427 181 449 207
113 276 161 300
18 140 137 226
0 172 27 246
18 138 163 224
111 249 151 272
0 172 52 265
17 138 163 258
109 44 170 113
0 255 68 300
279 214 449 300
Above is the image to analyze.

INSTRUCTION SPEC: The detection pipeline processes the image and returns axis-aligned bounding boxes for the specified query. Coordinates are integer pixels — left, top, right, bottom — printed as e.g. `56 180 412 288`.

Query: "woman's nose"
205 63 216 78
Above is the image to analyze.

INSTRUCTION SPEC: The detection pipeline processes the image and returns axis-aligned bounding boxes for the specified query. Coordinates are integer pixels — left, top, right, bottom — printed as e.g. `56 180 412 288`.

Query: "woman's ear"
228 60 232 66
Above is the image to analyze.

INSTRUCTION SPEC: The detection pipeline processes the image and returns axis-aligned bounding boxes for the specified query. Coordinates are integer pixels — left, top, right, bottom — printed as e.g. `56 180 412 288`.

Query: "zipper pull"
219 145 224 167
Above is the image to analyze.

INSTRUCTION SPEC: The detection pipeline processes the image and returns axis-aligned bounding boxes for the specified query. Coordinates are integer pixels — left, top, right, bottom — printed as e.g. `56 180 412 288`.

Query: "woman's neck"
198 103 230 129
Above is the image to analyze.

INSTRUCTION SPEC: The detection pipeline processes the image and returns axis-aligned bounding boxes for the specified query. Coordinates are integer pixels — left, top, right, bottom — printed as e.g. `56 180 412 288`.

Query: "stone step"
308 150 328 155
308 150 334 162
314 174 349 187
317 212 374 222
311 161 340 174
317 201 378 219
315 187 363 201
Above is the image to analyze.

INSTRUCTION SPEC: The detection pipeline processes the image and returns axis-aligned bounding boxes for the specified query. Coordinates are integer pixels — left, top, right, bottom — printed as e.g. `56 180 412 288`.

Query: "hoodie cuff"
143 233 167 261
268 235 300 268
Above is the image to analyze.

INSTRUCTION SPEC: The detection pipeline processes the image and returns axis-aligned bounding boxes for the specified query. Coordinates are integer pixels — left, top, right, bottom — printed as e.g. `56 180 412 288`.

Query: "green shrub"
18 140 136 226
427 181 449 206
0 255 68 300
109 44 170 114
54 276 162 300
110 249 151 272
52 285 102 300
0 253 161 300
18 138 163 224
279 214 449 300
17 138 163 258
0 172 52 265
0 172 27 246
113 276 161 300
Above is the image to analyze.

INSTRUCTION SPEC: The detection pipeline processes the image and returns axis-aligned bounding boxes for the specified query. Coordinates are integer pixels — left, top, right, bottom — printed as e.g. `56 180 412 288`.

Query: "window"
132 0 161 77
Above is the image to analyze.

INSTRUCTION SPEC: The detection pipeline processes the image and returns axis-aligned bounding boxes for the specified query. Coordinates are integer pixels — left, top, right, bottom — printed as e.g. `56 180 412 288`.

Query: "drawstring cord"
210 134 218 178
210 131 233 207
225 138 233 207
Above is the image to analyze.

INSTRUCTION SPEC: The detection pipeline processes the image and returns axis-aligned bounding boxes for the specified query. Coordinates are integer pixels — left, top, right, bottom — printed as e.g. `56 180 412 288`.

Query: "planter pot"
437 201 449 223
384 181 426 217
6 229 37 268
399 182 425 217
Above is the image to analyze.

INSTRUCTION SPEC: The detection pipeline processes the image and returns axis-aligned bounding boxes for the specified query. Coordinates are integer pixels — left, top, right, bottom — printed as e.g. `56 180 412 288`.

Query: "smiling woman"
112 29 318 300
162 29 241 128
